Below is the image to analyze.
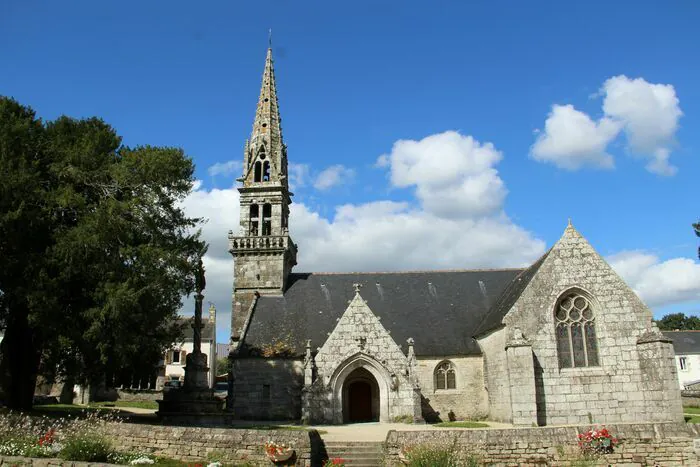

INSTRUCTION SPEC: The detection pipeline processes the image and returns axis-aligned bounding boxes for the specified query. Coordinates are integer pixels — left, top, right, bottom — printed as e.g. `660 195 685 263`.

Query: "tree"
656 313 700 331
216 356 230 376
694 221 700 259
0 97 206 409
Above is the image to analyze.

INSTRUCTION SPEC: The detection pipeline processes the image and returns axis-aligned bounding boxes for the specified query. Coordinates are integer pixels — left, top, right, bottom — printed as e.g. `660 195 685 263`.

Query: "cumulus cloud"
288 163 310 191
608 251 700 308
601 76 682 175
531 75 683 175
313 164 355 191
530 104 620 170
207 160 241 177
379 131 507 217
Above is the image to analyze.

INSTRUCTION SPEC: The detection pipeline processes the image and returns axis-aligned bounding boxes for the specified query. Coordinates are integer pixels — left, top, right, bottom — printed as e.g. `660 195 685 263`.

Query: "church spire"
243 46 287 187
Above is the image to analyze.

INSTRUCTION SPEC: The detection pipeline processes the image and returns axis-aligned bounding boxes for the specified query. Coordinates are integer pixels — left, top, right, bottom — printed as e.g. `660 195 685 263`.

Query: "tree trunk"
0 306 42 410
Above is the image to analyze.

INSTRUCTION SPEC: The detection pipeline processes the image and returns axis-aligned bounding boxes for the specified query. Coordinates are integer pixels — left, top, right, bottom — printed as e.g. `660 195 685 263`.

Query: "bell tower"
229 46 297 344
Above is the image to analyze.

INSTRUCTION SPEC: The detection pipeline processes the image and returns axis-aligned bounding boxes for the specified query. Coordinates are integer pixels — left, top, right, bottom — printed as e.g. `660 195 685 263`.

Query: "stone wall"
385 422 700 466
415 356 488 422
232 357 304 420
499 225 684 425
102 423 313 466
476 328 512 422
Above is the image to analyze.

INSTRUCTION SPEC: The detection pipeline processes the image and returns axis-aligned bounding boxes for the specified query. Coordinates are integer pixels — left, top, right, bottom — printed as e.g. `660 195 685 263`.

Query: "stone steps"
323 441 384 467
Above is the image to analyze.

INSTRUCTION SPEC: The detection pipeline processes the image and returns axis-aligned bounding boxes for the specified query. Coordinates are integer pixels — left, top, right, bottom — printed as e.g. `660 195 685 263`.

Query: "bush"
404 442 479 467
59 433 112 462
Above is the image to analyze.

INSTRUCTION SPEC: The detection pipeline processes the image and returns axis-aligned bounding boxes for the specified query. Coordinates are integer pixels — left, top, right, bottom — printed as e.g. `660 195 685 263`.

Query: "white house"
161 304 217 388
663 331 700 389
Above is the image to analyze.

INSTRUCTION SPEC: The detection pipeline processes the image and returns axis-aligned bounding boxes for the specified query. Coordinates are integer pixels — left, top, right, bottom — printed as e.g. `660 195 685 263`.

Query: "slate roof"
241 269 523 357
179 317 216 341
662 331 700 355
472 249 552 338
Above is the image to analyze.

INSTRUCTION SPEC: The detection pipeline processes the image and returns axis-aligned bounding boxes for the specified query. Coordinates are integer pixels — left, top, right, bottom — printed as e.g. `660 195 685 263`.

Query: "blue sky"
2 1 699 343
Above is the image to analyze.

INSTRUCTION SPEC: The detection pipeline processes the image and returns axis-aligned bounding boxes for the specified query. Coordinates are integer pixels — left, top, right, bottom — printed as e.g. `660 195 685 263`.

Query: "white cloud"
532 75 683 175
207 160 241 177
313 164 355 191
380 131 507 217
601 76 682 175
530 104 620 170
288 163 310 191
608 251 700 308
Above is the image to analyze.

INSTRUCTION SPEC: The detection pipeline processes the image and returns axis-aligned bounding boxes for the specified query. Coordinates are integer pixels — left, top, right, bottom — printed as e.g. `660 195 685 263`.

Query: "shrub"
403 442 479 467
59 433 112 462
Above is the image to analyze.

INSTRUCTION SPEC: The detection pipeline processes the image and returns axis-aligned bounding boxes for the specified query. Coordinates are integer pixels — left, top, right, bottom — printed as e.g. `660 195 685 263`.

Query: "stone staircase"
323 441 385 466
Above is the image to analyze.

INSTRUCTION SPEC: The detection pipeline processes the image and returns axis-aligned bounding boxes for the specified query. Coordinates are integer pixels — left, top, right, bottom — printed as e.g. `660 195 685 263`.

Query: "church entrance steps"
322 441 384 467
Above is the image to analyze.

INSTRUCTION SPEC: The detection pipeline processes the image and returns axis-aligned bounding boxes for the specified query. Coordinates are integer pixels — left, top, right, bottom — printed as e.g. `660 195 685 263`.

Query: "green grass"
683 407 700 414
89 400 158 410
33 404 115 417
243 424 326 434
432 421 489 428
685 415 700 423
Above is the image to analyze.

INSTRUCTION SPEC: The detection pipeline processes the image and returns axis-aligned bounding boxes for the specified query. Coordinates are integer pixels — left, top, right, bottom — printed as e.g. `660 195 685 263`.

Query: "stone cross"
356 336 367 350
353 283 362 293
192 258 206 354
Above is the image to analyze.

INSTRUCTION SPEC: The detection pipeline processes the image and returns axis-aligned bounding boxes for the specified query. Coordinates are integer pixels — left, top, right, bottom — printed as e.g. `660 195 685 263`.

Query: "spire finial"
353 283 362 294
268 28 272 48
568 217 573 227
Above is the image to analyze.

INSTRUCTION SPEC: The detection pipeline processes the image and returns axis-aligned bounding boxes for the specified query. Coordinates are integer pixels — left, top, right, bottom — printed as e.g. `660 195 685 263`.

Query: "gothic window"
262 203 272 236
434 361 456 390
249 204 260 236
254 161 262 182
263 161 270 181
555 291 599 368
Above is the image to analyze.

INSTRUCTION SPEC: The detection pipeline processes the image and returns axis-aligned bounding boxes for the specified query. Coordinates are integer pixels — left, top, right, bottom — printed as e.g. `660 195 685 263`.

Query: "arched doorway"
342 367 379 423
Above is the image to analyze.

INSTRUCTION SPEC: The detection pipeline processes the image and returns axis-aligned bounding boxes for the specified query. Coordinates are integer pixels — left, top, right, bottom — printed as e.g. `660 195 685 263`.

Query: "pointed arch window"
555 291 599 368
254 161 262 182
262 203 272 236
434 361 456 390
249 204 260 236
262 161 270 181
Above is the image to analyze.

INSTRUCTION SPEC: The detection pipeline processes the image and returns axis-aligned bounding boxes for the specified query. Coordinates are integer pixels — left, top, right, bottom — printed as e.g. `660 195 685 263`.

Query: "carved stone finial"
353 283 362 294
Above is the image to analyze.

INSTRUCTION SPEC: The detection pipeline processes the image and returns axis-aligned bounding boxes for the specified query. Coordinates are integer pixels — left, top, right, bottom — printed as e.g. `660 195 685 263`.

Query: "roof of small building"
240 269 524 357
662 330 700 355
179 317 216 341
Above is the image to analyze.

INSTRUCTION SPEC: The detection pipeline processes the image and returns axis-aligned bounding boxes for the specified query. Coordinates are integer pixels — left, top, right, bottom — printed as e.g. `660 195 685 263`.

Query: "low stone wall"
102 423 314 466
385 422 700 466
682 389 700 407
116 388 162 402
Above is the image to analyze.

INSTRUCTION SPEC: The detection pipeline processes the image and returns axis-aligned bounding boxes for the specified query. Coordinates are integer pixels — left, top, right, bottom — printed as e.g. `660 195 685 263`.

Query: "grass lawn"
433 421 489 428
685 415 700 423
90 400 159 410
32 403 115 417
683 407 700 415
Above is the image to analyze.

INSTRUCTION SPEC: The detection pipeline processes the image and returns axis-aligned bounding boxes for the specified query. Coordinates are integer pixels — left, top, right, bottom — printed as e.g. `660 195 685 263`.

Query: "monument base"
157 388 232 425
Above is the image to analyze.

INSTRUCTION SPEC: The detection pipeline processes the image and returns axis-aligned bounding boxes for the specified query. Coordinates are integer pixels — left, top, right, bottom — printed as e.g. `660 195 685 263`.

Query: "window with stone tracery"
555 291 599 368
434 361 456 390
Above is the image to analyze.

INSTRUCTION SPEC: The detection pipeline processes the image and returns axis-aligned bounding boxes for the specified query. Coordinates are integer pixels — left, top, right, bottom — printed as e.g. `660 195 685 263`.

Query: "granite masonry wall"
385 422 700 466
232 357 304 420
491 225 684 425
102 423 313 466
415 356 488 422
476 328 512 423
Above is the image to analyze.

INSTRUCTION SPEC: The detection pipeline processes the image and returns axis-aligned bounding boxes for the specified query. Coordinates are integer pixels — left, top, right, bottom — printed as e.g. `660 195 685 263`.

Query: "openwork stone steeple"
229 46 297 343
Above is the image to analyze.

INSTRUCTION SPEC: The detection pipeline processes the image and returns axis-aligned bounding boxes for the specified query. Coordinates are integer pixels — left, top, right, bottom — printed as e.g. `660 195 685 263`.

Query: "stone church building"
227 47 684 426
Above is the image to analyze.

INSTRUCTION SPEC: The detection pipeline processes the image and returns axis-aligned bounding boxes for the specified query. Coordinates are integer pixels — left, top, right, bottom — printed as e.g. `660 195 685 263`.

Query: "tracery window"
555 291 599 368
434 361 456 390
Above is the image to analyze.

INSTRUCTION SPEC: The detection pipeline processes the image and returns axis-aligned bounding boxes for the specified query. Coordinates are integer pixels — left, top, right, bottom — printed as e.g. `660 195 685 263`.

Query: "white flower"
130 456 155 465
207 462 222 467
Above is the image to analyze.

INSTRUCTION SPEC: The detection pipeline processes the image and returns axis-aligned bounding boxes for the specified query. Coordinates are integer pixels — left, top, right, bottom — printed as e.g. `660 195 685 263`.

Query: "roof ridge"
291 268 526 275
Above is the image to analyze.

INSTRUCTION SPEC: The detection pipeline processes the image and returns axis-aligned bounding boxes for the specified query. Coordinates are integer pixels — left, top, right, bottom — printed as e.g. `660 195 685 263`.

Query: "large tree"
0 97 205 409
656 312 700 331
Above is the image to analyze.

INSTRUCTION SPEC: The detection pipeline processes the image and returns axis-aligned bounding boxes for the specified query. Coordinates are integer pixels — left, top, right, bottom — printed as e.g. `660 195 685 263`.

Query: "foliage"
402 440 480 467
260 335 295 357
656 313 700 331
324 458 347 466
577 426 617 457
392 414 414 423
432 421 489 428
59 433 112 462
694 221 699 259
215 357 230 375
0 96 206 410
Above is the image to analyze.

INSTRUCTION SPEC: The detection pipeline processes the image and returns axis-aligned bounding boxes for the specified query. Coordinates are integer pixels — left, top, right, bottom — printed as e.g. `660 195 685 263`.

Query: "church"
227 47 684 426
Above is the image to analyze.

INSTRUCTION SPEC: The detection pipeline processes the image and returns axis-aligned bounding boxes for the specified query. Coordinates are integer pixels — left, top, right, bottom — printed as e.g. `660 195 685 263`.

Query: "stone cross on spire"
353 283 362 294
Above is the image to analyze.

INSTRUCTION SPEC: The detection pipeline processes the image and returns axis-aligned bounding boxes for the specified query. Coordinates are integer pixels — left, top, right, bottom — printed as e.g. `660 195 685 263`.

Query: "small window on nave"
434 361 456 390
